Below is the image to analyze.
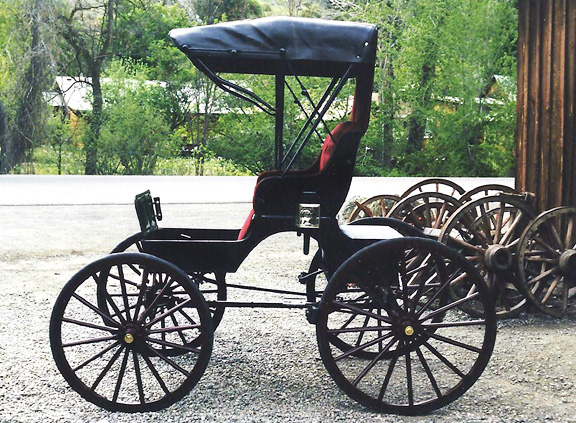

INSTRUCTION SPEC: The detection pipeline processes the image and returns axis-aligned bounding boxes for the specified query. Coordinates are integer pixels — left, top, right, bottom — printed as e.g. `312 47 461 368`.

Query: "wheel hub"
559 249 576 275
485 244 513 271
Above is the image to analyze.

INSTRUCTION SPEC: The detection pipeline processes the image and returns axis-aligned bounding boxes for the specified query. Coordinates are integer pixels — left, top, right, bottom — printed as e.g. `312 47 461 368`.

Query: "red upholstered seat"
237 122 355 240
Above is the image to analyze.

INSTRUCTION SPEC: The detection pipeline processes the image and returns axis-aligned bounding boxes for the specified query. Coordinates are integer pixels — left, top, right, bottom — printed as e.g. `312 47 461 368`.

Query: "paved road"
0 175 514 206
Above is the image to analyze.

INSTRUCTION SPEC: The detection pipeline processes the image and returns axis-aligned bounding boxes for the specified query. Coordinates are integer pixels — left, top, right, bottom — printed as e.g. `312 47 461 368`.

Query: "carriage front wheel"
50 253 213 412
316 238 496 415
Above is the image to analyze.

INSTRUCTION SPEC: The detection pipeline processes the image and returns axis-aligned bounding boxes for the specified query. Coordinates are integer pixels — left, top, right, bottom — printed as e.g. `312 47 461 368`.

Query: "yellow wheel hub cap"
124 333 134 344
404 326 415 336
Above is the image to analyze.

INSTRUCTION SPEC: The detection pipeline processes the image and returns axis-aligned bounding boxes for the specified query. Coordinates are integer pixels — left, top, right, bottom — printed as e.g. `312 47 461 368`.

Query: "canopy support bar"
275 73 285 170
283 64 354 174
193 58 276 116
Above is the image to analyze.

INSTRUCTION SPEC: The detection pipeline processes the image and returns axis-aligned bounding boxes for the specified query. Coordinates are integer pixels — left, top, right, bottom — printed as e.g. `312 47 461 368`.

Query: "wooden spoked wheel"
50 253 213 412
112 233 227 330
316 238 496 415
438 195 535 319
517 207 576 317
459 184 518 204
400 178 466 200
388 192 463 233
347 194 401 222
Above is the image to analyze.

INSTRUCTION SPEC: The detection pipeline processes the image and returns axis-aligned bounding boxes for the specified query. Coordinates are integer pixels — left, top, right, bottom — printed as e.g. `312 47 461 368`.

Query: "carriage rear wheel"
112 233 227 331
50 253 213 412
316 238 496 415
517 207 576 317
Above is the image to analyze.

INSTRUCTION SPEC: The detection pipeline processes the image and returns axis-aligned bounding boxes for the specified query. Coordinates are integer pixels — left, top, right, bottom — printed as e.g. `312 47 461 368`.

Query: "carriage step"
282 297 307 306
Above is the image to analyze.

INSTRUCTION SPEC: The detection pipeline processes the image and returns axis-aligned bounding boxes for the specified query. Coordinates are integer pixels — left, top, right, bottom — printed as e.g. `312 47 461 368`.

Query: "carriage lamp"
297 204 321 229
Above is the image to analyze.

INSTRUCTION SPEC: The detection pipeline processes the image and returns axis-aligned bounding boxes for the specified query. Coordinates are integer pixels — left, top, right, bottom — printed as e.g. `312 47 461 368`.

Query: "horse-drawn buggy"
50 17 501 415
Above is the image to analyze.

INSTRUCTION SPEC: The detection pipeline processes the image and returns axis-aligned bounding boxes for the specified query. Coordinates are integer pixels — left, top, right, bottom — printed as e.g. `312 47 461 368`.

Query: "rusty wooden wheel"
388 192 463 234
438 195 536 319
400 178 465 200
347 194 401 222
517 207 576 317
459 184 518 204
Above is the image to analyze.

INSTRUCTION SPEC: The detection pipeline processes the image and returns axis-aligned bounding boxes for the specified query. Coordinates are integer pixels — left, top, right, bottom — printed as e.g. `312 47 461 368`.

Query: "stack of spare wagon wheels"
347 178 576 319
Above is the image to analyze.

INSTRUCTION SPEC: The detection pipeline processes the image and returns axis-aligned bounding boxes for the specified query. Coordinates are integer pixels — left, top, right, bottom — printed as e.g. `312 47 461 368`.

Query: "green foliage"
343 0 518 177
194 0 262 23
97 62 179 175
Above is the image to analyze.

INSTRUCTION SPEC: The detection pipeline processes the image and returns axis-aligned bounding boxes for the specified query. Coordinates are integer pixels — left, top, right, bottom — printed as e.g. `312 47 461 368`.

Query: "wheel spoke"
493 202 505 244
352 337 397 386
132 350 145 404
420 292 481 323
112 348 130 403
117 265 132 322
327 324 392 334
332 300 392 324
405 347 414 407
145 336 201 354
422 341 466 378
415 347 442 398
140 352 171 395
377 355 398 401
169 313 190 345
148 323 202 334
62 317 119 333
499 210 524 245
142 344 191 377
138 277 176 323
90 345 124 392
334 332 395 362
63 335 118 348
541 275 561 304
426 331 482 353
71 292 121 328
72 341 121 372
422 319 486 329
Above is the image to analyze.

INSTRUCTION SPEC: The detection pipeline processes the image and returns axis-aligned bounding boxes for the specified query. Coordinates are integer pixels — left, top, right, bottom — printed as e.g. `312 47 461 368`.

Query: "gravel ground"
1 202 575 423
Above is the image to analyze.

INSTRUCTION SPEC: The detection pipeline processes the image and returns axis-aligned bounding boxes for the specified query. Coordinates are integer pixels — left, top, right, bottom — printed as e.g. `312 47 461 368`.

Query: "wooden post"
516 0 576 212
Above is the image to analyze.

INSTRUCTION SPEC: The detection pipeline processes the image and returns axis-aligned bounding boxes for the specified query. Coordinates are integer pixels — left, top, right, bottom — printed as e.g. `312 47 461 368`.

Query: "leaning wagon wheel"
438 195 535 319
517 207 576 317
112 233 227 332
50 253 213 412
347 194 401 222
400 178 466 200
388 192 463 233
459 184 518 204
316 237 496 415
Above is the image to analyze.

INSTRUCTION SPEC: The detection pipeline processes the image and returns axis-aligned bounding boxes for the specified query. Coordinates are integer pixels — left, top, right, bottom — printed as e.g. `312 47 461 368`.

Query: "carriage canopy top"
169 17 378 77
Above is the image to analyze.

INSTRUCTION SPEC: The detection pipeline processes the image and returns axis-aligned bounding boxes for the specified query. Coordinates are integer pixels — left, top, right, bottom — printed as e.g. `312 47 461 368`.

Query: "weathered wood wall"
516 0 576 212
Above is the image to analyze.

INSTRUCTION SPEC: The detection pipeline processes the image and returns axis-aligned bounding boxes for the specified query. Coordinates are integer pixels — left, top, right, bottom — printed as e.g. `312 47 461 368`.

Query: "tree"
57 0 118 174
0 0 54 173
193 0 262 24
97 63 178 174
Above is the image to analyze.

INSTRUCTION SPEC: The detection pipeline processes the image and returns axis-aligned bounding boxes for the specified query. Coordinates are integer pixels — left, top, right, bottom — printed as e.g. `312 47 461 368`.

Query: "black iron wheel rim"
50 253 213 412
316 238 496 415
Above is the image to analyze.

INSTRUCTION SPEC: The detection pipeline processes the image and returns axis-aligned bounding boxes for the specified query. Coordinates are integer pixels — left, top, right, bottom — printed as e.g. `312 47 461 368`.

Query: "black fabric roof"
169 17 378 77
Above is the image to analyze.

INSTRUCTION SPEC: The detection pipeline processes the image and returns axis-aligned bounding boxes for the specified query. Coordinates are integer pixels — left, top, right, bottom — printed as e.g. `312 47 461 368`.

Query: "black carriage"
50 17 497 415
